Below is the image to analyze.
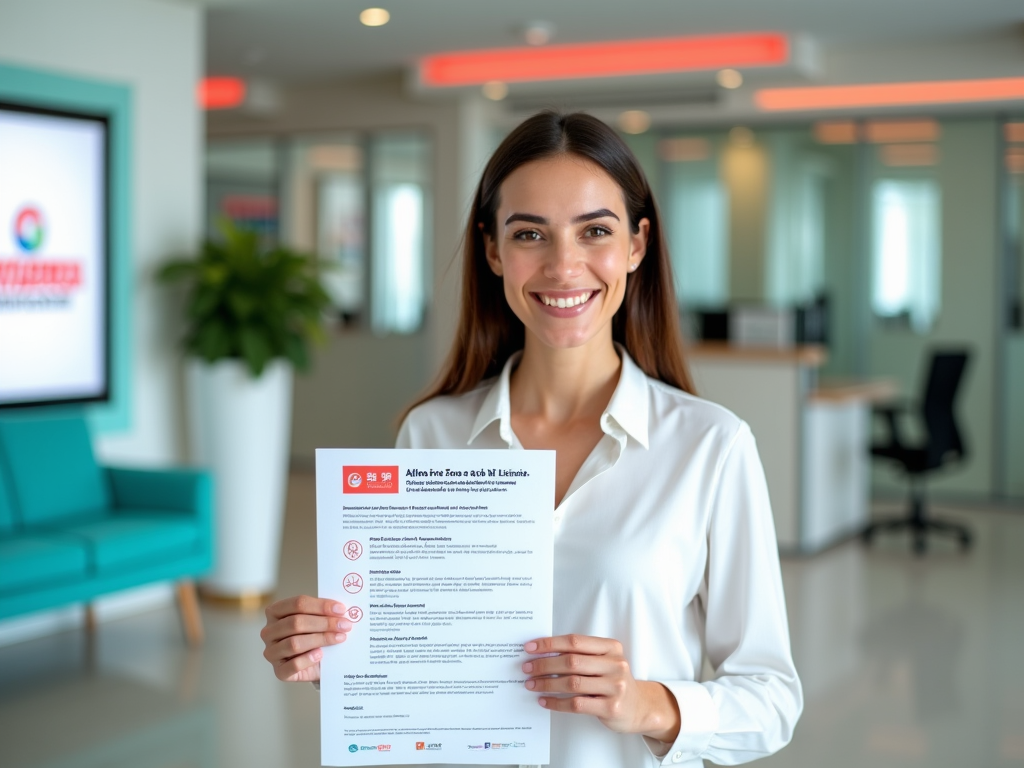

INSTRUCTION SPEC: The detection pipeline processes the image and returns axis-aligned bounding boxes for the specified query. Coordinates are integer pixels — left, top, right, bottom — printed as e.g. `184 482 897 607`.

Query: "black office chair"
863 349 972 554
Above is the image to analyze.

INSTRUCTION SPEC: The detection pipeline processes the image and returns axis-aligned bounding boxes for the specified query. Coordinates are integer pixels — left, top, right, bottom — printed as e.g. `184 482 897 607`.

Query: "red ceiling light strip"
420 33 788 87
756 77 1024 112
198 77 246 110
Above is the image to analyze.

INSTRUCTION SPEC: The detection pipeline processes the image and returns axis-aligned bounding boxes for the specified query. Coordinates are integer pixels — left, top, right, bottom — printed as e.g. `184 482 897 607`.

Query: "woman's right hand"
261 595 353 682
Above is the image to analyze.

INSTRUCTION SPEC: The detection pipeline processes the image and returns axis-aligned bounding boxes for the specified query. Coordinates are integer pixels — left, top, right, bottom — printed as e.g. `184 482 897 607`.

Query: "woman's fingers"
536 695 605 717
264 628 348 663
524 634 622 657
261 612 352 644
265 595 347 622
525 673 620 697
522 653 610 678
274 649 323 682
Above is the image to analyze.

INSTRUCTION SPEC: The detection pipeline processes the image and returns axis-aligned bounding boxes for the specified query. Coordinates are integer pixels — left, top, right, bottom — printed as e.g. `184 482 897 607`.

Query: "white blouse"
396 348 802 768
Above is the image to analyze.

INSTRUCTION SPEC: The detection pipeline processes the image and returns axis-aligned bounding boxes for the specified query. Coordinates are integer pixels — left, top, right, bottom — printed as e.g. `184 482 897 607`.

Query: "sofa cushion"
0 415 110 527
60 513 201 574
0 457 16 535
0 535 90 594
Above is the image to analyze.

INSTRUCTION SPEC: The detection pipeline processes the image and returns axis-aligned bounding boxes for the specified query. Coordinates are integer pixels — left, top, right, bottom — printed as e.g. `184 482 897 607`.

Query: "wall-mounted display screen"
0 102 109 407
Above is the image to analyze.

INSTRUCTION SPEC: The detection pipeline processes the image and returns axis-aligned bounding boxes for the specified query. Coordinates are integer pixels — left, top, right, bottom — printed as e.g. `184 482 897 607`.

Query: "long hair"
406 111 694 417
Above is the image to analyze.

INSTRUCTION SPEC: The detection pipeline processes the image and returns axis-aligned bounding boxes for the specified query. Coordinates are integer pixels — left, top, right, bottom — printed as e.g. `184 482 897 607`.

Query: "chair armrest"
105 466 213 521
871 400 912 449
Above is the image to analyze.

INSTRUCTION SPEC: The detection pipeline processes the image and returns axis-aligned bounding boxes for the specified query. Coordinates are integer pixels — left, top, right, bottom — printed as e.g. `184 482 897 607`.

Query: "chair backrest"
0 413 111 527
919 350 970 469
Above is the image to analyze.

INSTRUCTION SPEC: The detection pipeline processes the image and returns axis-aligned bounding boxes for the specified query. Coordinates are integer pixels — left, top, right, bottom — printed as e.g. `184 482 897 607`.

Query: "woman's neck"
509 332 622 425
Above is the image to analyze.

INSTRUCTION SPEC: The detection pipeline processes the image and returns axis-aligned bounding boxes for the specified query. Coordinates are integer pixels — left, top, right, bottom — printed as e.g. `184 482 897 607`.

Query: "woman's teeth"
539 291 592 308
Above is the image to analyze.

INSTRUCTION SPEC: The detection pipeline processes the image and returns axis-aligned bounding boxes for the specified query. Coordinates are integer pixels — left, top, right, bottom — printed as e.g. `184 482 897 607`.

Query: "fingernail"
332 604 347 615
522 662 533 673
337 620 353 631
525 680 536 690
538 698 547 707
312 649 323 661
524 642 537 652
334 633 346 642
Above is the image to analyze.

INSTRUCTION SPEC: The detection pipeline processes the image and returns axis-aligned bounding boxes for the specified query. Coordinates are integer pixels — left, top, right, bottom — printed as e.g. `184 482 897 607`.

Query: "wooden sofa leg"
176 580 205 647
84 603 97 634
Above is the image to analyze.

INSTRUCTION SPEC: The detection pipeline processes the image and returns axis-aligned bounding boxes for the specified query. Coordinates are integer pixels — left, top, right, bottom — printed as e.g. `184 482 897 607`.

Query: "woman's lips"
530 290 599 317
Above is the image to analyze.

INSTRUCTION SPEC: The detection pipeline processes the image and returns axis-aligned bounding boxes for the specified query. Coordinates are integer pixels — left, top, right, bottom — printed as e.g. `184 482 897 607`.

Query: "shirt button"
672 751 683 763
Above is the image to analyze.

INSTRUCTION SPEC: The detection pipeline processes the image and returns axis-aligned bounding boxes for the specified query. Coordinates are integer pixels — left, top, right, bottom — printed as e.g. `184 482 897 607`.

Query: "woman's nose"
543 235 584 282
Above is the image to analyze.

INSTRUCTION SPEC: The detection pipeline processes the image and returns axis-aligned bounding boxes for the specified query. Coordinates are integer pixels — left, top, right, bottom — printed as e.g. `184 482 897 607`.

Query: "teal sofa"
0 413 214 643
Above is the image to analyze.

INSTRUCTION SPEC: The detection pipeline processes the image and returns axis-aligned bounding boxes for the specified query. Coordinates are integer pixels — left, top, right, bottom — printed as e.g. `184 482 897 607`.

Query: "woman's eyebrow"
504 209 620 226
572 208 620 223
505 212 547 226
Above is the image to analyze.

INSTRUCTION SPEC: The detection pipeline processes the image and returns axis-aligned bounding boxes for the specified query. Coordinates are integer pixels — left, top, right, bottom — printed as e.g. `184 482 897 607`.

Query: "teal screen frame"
0 62 132 434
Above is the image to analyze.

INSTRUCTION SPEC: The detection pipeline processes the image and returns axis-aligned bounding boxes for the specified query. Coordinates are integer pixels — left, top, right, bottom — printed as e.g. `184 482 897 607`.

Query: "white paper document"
316 449 556 766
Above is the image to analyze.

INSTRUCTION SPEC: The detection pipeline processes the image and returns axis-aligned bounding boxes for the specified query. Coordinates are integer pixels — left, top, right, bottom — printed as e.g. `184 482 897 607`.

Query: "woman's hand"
523 635 680 743
261 595 353 682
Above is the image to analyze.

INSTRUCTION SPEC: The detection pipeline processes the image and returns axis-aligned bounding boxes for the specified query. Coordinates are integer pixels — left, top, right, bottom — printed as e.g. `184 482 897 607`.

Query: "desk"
688 343 894 554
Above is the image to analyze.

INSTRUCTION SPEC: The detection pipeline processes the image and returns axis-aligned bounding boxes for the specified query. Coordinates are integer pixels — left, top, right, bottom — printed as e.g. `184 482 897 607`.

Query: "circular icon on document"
343 573 363 594
344 540 363 560
349 744 358 753
347 472 362 488
346 606 363 622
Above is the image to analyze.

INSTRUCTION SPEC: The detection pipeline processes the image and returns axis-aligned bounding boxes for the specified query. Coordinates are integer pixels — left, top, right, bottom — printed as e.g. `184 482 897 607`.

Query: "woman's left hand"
523 634 680 743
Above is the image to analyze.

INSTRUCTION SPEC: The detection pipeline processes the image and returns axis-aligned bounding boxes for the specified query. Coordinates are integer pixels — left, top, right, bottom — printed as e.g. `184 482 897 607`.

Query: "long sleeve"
648 422 803 765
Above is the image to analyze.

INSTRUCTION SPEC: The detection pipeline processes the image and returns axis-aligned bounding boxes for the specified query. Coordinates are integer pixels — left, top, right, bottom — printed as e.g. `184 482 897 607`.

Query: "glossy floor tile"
1 474 1022 768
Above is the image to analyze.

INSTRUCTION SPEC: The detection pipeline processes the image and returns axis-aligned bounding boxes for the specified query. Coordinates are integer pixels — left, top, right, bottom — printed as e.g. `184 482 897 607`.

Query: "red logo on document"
416 743 425 751
343 465 399 494
346 606 363 622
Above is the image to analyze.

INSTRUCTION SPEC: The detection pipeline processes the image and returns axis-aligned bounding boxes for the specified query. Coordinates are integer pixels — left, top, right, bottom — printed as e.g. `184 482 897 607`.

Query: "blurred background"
0 1 1022 766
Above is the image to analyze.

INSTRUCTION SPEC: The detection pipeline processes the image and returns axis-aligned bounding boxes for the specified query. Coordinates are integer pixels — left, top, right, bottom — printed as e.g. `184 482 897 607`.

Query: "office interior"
1 0 1023 766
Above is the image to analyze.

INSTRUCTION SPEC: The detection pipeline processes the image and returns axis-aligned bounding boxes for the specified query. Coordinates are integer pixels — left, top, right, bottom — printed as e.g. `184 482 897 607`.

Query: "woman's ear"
628 217 650 272
481 223 503 277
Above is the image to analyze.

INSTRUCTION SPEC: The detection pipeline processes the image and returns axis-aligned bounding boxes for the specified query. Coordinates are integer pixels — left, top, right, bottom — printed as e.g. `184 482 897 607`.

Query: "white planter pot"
187 358 293 598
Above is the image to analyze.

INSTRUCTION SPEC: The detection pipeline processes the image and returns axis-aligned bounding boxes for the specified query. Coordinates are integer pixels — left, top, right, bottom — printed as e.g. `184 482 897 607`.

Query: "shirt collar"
467 344 650 450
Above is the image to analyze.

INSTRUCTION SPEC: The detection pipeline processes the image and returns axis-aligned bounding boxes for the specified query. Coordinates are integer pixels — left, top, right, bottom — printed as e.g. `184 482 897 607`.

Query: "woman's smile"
532 289 599 315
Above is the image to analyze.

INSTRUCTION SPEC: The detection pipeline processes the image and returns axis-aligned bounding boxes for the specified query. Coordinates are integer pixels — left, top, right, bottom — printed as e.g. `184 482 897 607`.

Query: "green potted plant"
159 220 332 603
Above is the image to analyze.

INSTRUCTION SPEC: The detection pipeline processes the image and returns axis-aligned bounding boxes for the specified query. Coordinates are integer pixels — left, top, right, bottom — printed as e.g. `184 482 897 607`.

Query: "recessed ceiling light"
360 7 390 27
482 81 509 101
729 126 755 147
717 68 743 89
618 110 651 135
523 21 554 46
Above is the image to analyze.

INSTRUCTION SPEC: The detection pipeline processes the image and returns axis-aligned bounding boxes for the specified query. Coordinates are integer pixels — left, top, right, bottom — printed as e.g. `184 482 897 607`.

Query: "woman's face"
484 154 649 353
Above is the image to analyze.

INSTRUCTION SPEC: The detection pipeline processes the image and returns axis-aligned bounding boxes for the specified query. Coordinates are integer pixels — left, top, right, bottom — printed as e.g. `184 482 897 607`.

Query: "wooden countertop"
687 342 828 367
811 377 899 404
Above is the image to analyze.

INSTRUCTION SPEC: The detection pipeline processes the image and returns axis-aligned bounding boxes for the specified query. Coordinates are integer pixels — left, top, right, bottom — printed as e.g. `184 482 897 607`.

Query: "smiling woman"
261 112 802 768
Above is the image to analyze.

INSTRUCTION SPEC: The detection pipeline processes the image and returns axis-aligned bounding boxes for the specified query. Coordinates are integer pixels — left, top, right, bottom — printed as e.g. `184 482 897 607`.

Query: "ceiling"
196 0 1024 84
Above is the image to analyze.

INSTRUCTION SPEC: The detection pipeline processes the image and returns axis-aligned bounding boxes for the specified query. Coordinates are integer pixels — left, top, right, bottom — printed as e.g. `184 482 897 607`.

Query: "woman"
261 111 802 767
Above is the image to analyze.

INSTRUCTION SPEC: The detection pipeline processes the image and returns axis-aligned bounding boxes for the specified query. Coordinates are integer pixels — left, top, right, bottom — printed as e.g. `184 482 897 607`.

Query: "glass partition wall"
206 130 432 335
1002 116 1024 498
626 115 1020 501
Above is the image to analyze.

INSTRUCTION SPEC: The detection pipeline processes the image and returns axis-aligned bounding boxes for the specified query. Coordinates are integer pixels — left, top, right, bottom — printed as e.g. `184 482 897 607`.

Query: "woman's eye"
513 230 542 241
585 225 612 238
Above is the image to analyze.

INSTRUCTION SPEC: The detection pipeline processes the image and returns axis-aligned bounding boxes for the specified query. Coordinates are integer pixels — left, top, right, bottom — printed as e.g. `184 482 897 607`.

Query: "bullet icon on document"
347 606 363 622
344 540 363 560
343 573 363 594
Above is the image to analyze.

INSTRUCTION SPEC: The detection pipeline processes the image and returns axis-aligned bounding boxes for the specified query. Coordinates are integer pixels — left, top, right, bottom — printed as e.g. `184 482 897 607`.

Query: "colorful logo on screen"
0 204 82 300
14 206 45 253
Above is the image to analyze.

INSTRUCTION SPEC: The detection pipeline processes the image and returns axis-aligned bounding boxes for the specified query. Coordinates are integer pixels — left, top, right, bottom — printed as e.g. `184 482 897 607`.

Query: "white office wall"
0 0 203 466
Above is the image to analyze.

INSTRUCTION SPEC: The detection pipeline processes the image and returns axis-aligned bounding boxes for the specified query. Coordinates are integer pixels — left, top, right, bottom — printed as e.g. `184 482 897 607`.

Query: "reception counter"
687 343 894 554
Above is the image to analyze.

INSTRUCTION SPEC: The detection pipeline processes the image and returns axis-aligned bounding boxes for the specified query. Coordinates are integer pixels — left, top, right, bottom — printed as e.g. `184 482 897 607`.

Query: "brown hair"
406 111 694 417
